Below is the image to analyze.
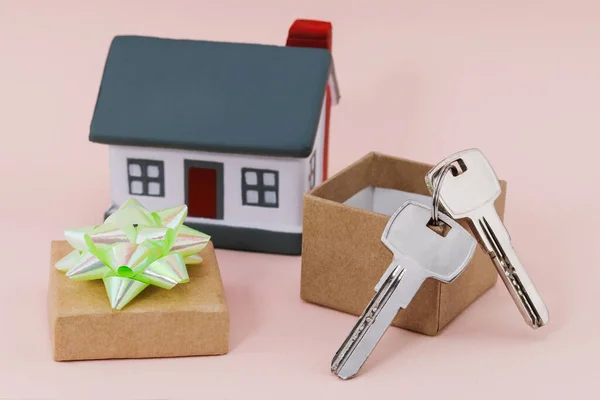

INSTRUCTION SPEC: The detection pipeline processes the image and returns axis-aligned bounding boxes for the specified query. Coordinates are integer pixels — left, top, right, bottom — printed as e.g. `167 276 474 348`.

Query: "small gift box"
300 152 507 335
48 199 229 361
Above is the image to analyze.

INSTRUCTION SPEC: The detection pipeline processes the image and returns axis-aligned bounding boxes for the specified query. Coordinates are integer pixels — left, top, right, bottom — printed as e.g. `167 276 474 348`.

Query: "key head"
381 201 476 283
424 148 501 219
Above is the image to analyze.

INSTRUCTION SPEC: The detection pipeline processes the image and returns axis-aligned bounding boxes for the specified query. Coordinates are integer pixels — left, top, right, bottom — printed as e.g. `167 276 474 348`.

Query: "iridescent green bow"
55 198 210 310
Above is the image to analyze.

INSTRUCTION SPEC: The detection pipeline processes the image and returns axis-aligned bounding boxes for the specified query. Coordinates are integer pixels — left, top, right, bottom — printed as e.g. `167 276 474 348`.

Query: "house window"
127 158 165 197
241 168 279 208
308 152 317 189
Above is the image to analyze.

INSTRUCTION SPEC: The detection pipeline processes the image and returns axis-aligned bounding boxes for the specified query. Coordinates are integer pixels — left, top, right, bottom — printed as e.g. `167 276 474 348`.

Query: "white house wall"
109 145 307 233
304 94 326 192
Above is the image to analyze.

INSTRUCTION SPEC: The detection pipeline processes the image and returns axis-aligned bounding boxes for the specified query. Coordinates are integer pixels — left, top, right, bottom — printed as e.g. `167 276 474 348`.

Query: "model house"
89 20 339 255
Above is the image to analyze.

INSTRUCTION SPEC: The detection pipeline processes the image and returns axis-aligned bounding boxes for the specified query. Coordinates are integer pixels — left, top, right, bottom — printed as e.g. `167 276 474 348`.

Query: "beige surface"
49 241 229 361
0 1 597 398
301 152 506 335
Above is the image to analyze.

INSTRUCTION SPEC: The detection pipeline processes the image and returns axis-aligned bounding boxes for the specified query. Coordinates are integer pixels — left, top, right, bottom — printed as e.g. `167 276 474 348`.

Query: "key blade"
425 149 501 219
331 200 478 380
472 206 549 328
331 265 427 379
331 264 405 379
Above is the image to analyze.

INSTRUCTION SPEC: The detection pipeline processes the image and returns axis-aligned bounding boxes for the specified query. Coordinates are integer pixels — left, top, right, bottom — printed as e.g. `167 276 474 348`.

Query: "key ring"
430 163 456 226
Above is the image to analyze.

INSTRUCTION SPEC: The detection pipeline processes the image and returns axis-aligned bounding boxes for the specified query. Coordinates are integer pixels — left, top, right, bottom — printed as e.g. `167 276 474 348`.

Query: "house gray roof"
89 35 333 158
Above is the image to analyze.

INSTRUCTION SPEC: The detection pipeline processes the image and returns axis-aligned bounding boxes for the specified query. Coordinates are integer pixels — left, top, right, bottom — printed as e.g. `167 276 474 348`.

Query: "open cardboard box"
300 152 507 335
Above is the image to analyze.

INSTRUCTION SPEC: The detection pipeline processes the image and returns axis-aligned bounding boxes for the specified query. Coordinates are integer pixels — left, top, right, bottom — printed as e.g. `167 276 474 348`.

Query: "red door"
185 160 223 219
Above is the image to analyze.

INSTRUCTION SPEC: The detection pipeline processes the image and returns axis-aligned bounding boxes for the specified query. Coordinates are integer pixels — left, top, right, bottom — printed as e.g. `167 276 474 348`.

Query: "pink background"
0 0 597 398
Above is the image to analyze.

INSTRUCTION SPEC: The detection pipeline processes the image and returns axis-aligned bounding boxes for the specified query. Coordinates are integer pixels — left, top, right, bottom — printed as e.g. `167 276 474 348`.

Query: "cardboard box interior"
300 152 506 335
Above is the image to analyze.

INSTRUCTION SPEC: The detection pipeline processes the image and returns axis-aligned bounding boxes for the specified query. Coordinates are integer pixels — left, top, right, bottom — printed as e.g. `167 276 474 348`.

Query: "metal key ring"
430 163 455 226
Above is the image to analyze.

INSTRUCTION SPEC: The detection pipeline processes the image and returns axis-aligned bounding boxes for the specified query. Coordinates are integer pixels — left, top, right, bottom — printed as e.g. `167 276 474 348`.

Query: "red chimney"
286 19 338 181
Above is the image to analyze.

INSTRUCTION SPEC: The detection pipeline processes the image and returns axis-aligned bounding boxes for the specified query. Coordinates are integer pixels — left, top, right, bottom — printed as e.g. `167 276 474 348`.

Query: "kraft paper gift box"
48 241 229 361
300 152 507 335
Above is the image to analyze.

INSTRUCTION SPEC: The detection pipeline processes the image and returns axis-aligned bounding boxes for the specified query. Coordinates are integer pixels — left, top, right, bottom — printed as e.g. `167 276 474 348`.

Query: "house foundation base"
186 222 302 256
104 211 302 255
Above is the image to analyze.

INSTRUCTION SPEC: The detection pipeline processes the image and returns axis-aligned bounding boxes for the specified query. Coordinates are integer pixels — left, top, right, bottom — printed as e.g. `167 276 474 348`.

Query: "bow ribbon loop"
56 198 210 309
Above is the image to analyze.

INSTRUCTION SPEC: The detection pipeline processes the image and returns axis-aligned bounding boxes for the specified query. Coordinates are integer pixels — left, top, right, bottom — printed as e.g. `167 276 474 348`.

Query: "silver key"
331 200 476 379
425 148 549 329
